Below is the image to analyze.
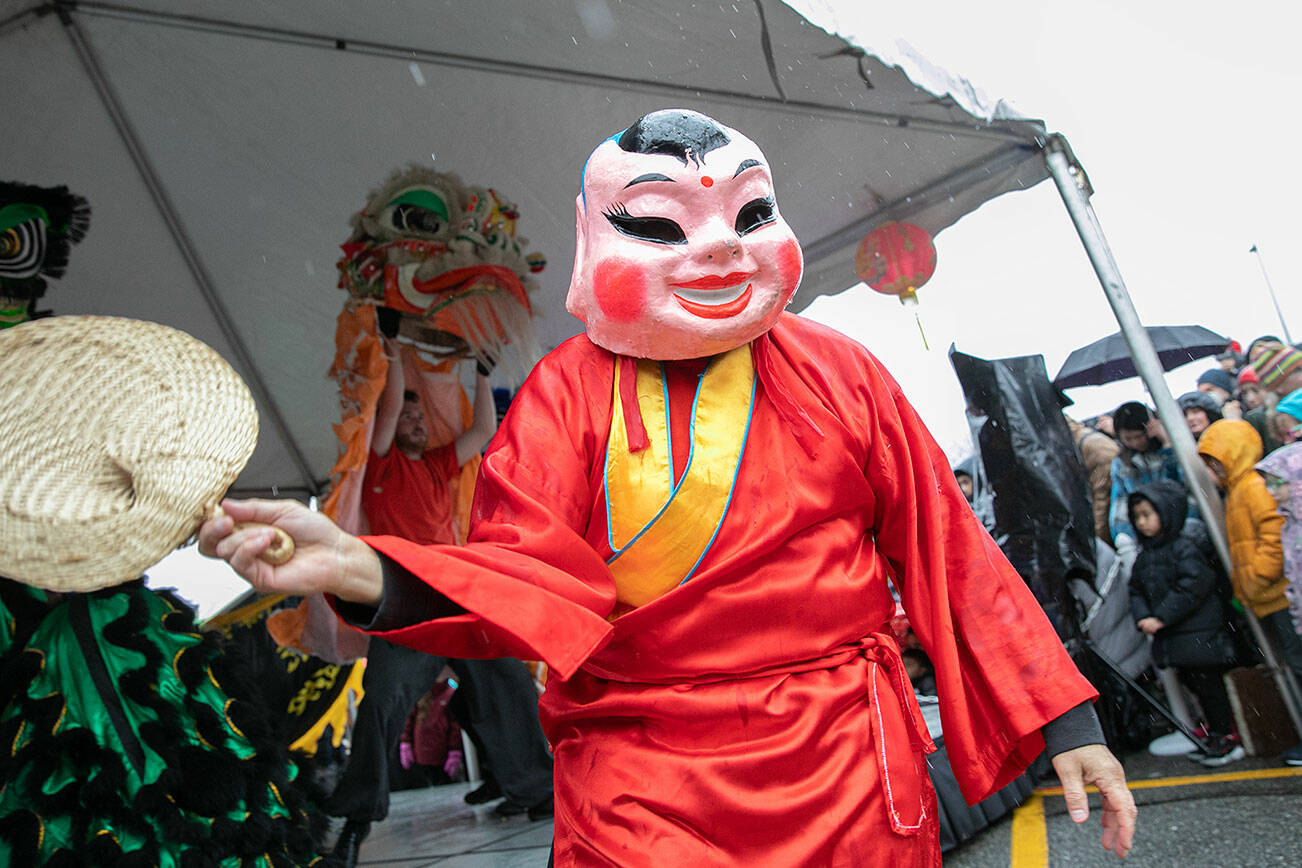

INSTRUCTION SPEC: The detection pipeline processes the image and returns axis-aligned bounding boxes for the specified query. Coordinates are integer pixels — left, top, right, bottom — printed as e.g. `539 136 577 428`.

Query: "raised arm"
372 337 405 458
454 372 498 465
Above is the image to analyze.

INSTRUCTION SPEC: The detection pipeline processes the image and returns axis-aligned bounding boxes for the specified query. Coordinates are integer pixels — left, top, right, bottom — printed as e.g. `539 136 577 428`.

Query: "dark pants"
321 638 553 822
1177 666 1235 736
1263 608 1302 682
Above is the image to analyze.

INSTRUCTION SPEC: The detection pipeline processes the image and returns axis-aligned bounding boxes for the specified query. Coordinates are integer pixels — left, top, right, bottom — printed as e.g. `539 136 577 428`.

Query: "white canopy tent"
2 0 1052 496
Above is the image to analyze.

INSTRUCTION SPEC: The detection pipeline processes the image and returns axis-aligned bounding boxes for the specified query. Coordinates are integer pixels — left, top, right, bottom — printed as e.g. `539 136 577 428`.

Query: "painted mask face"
566 110 803 359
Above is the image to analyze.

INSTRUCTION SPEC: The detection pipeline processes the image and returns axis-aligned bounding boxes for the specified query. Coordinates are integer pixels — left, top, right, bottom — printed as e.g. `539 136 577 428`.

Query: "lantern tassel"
898 288 929 351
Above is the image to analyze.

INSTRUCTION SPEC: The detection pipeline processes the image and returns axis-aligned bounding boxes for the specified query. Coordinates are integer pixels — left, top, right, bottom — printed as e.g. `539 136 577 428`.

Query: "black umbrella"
1052 325 1230 389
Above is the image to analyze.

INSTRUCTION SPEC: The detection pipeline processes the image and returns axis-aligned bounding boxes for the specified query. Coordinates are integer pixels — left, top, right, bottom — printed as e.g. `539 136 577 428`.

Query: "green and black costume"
0 578 330 867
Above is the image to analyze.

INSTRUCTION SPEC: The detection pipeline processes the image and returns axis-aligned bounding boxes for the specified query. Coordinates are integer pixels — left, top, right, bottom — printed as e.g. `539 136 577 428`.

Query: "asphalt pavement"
353 751 1302 866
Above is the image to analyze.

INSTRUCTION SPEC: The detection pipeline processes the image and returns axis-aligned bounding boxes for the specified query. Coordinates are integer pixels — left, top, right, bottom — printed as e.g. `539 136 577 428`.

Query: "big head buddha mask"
566 110 803 359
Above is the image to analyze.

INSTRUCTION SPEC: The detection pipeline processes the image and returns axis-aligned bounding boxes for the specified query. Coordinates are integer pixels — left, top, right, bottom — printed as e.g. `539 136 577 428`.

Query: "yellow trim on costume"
223 699 246 740
201 593 288 632
605 346 754 608
289 660 366 754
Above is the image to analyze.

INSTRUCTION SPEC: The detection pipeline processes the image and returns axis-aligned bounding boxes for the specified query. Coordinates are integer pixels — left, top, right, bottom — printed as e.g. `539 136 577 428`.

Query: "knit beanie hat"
1237 366 1260 386
1196 368 1236 396
1252 346 1302 389
1277 388 1302 423
1113 401 1152 433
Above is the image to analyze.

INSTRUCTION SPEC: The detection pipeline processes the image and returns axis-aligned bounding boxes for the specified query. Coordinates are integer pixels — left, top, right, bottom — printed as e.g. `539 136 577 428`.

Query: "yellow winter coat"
1198 420 1286 617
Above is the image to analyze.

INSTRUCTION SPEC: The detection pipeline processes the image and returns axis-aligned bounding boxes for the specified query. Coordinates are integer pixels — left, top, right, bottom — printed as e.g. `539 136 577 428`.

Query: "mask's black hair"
617 110 731 167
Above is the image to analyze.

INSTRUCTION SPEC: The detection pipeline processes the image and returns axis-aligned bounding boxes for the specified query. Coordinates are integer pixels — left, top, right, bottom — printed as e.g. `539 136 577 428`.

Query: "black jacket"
1127 480 1236 668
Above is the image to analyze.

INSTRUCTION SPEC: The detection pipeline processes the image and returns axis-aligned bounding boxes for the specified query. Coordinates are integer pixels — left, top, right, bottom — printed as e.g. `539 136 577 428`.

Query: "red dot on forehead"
700 176 714 187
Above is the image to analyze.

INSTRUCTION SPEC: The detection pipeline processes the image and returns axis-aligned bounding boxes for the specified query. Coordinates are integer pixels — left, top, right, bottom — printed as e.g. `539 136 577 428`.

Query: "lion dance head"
336 166 543 375
0 181 91 328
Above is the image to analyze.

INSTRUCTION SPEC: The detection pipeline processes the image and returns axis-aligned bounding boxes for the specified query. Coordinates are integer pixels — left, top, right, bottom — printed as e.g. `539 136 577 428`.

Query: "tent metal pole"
56 6 323 496
1044 135 1302 737
67 0 1031 145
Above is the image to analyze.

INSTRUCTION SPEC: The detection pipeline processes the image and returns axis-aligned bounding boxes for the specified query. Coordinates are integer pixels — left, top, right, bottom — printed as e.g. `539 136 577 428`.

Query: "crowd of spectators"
1077 335 1302 766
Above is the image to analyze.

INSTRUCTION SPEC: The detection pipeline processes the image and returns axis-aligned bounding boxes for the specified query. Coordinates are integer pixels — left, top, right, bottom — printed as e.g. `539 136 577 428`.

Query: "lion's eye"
390 204 444 234
379 188 451 237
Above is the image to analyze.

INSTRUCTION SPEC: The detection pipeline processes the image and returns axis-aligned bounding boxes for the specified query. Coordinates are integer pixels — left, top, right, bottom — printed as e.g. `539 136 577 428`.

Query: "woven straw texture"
0 316 257 591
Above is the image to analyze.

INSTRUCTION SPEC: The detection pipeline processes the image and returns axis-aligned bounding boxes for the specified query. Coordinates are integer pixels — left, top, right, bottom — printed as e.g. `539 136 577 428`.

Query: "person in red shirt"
324 339 554 868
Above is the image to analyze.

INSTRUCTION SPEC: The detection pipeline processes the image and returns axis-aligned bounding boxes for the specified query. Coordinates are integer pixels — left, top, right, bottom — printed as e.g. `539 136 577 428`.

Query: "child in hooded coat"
1199 419 1302 686
1127 480 1243 765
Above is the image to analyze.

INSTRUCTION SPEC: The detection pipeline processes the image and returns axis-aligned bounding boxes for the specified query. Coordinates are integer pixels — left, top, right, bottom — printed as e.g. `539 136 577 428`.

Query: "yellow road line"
1035 765 1302 796
1012 765 1302 866
1009 792 1047 868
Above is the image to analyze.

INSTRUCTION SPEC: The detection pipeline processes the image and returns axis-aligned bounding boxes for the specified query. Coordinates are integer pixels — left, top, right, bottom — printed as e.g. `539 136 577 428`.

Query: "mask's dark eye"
602 205 687 245
735 197 776 235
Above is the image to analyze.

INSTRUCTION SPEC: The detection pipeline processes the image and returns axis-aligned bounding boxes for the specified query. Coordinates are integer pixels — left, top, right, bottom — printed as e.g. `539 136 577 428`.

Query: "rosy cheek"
592 258 649 323
775 238 803 294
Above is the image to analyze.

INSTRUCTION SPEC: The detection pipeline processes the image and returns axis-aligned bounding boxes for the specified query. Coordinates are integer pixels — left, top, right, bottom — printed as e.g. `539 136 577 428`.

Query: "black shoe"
465 780 502 805
1196 735 1246 767
332 819 371 868
527 795 555 821
494 798 529 817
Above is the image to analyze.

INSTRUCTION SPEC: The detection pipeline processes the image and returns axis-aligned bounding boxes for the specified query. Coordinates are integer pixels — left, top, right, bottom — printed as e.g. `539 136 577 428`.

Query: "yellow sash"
605 346 755 608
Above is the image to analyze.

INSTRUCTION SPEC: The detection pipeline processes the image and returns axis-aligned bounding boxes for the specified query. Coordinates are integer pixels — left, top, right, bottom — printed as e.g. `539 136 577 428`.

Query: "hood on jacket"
1257 441 1302 518
1199 419 1264 486
1178 390 1223 422
1128 479 1188 548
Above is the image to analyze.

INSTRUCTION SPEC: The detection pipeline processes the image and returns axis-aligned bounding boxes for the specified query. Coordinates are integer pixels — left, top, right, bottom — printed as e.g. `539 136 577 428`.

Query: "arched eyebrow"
624 173 676 188
733 159 762 178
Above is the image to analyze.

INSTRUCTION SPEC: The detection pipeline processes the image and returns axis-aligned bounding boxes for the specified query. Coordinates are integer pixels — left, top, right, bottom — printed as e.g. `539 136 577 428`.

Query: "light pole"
1250 244 1294 345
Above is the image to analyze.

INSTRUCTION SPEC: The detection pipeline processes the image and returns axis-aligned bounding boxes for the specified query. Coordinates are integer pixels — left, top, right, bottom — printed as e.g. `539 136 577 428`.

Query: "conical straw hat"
0 316 257 591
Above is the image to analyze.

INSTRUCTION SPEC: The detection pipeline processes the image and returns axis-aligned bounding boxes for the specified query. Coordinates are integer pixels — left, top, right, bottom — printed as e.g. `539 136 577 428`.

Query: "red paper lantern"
854 221 936 303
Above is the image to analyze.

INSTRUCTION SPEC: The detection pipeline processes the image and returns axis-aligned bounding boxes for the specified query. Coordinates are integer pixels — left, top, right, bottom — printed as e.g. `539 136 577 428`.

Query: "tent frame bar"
800 141 1040 265
60 0 1034 145
57 6 323 496
1045 134 1302 736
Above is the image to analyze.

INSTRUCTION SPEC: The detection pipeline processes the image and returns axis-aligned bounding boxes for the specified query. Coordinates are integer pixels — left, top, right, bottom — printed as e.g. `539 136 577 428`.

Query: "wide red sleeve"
860 353 1097 803
359 338 618 680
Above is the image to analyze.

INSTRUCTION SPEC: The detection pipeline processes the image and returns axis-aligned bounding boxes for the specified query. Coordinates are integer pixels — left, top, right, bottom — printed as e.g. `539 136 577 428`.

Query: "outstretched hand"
1052 744 1137 859
197 498 384 606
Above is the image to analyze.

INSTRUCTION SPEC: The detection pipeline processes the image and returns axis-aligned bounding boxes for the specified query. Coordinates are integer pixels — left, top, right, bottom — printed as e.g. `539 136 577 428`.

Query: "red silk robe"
361 313 1096 866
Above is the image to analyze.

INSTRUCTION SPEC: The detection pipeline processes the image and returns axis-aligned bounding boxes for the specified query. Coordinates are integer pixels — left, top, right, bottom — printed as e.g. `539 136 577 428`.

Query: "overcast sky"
795 0 1302 459
150 0 1302 616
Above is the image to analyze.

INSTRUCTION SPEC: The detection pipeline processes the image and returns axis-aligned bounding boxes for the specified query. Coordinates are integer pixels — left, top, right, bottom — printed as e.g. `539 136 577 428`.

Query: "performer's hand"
399 741 415 770
197 498 383 606
1052 744 1136 859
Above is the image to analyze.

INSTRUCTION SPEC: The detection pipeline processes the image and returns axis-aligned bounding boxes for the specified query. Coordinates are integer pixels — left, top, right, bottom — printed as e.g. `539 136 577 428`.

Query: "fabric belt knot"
857 632 936 836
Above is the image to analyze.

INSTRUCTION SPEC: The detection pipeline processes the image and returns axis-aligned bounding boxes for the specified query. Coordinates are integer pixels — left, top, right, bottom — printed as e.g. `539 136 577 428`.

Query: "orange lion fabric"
1199 420 1287 617
356 314 1095 866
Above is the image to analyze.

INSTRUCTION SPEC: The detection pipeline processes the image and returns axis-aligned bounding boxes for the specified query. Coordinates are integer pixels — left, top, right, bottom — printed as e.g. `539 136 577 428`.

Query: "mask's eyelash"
601 203 631 220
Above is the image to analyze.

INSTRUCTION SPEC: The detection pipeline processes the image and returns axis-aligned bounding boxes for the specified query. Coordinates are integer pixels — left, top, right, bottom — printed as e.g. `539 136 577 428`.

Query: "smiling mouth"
671 272 755 319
